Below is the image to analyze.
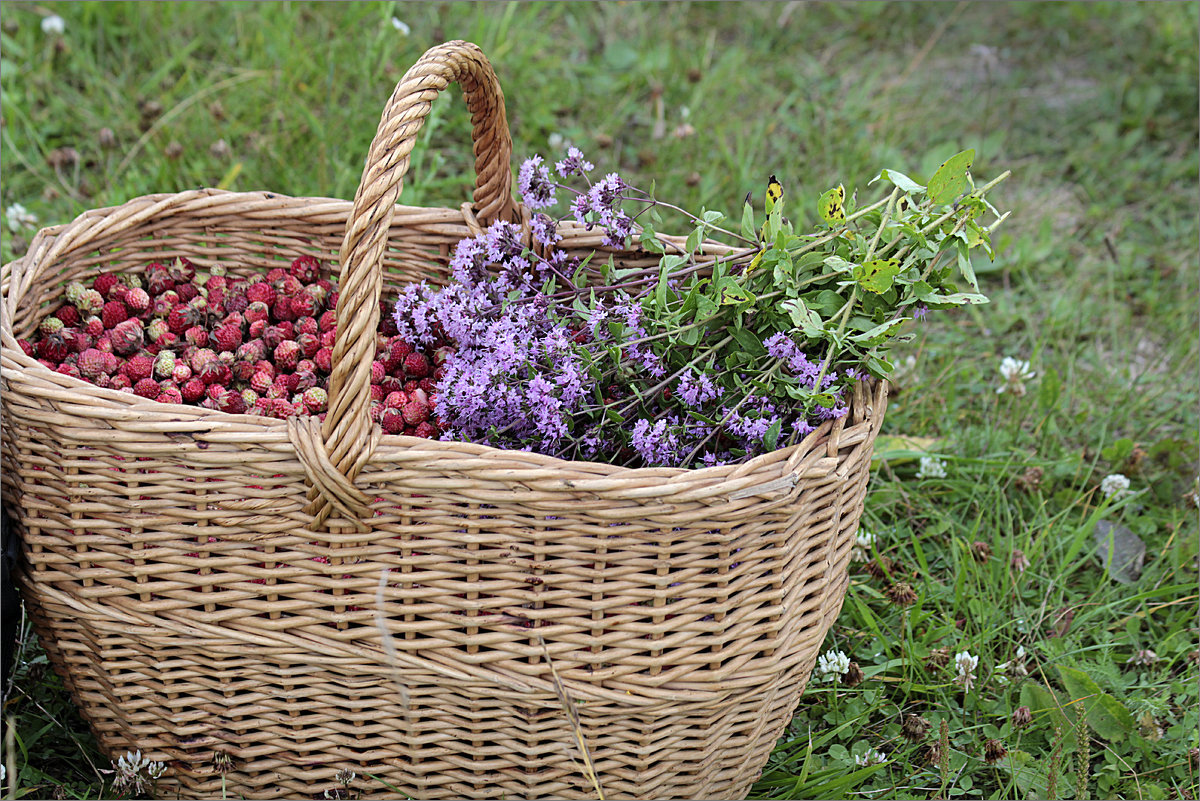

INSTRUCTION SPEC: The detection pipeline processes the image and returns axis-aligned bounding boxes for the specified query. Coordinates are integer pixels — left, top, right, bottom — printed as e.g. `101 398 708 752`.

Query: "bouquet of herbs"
392 147 1009 469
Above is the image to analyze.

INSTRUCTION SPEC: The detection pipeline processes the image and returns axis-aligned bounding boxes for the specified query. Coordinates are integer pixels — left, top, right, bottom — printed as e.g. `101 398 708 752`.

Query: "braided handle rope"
312 41 516 527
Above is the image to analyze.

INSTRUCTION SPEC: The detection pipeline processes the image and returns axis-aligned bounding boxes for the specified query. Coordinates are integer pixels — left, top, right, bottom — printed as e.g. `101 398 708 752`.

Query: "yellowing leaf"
817 184 846 225
852 258 902 293
766 174 784 211
927 149 974 204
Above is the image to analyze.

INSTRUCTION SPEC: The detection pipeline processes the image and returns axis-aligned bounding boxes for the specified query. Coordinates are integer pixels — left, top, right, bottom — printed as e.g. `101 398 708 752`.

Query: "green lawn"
2 2 1197 798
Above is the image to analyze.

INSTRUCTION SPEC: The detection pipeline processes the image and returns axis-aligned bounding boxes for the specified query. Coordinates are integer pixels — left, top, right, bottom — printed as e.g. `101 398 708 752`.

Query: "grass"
1 1 1197 798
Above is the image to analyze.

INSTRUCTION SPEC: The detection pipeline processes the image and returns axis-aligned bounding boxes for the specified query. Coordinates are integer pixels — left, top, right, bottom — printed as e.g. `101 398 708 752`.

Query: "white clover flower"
1100 473 1131 499
1126 649 1159 668
41 14 65 35
997 356 1036 397
6 203 37 232
953 650 979 692
816 648 850 682
390 17 410 35
916 455 947 479
854 747 887 767
851 529 876 562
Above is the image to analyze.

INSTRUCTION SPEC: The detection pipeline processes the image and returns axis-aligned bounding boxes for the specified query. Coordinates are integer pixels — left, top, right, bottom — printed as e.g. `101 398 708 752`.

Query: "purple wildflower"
529 213 561 245
630 419 680 466
517 155 556 210
677 369 722 407
913 304 929 320
555 146 594 177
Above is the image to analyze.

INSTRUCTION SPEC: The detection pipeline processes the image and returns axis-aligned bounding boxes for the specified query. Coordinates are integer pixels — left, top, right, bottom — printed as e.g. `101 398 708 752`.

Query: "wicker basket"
1 41 887 800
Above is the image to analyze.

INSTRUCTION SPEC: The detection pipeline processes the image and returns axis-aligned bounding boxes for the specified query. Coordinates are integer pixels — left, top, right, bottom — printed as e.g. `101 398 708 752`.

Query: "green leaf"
823 255 855 274
716 276 755 306
849 317 906 345
1056 666 1135 741
956 242 979 290
764 418 782 451
927 148 975 204
730 327 765 356
685 226 703 254
1038 367 1062 412
780 298 824 339
925 292 989 306
817 184 846 225
639 226 665 254
870 168 925 195
852 258 902 294
741 202 756 241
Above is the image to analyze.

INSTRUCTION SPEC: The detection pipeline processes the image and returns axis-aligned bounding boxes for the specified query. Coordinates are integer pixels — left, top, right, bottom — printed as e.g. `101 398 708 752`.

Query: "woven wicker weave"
0 41 887 800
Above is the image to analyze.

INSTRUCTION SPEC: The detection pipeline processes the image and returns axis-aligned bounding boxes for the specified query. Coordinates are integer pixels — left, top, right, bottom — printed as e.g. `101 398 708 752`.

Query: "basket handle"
312 41 516 527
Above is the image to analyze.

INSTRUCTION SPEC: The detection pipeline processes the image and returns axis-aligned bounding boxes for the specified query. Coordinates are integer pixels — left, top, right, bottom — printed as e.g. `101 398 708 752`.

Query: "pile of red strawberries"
18 256 448 438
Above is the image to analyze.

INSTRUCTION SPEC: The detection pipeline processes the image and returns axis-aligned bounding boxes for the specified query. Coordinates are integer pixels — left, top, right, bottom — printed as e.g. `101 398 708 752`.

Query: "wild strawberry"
402 397 431 426
65 281 87 306
76 288 105 316
370 360 386 384
181 378 207 403
35 328 69 363
224 289 248 315
205 274 228 294
210 325 242 354
110 319 145 356
248 319 267 339
56 362 82 379
314 347 333 374
370 383 386 403
133 378 161 399
274 340 300 372
146 270 175 297
121 354 155 383
250 370 274 395
216 390 247 415
190 347 218 373
206 383 226 402
69 329 92 353
169 257 196 284
125 287 150 313
265 267 288 284
266 384 288 400
54 304 81 327
100 300 129 330
158 385 183 404
245 301 270 325
144 318 168 343
413 422 439 439
288 293 315 319
302 283 327 309
275 320 295 340
295 316 319 337
253 359 276 379
17 339 35 358
403 351 430 379
107 373 128 390
290 254 321 283
301 386 327 414
292 369 318 393
230 361 253 383
95 335 113 354
235 339 266 364
92 273 121 298
327 290 339 309
275 274 303 297
156 331 180 351
370 400 384 424
434 345 456 366
296 332 320 359
78 348 110 378
221 311 245 331
318 310 337 333
381 408 406 434
175 282 200 303
418 377 436 394
241 388 259 408
40 317 65 337
172 362 192 383
153 351 175 380
245 282 275 308
271 297 295 322
320 329 337 349
199 360 232 386
184 326 208 347
282 372 301 393
166 301 204 335
384 391 407 409
381 376 405 395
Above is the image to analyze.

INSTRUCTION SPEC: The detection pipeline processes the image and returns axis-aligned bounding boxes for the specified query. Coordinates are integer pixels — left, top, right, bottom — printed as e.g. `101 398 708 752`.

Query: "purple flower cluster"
614 298 665 378
763 331 851 420
555 146 594 177
517 155 556 210
676 368 721 407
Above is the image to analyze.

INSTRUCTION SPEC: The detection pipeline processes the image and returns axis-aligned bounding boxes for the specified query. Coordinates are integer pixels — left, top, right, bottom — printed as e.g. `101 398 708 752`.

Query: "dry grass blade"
538 635 605 801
